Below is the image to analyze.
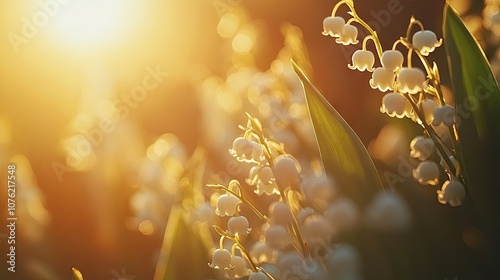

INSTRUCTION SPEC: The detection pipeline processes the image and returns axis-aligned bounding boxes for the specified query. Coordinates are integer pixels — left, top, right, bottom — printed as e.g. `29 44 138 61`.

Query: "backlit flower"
413 161 439 185
397 67 427 94
370 67 395 91
322 16 345 37
216 193 241 217
410 136 435 161
209 249 233 270
412 30 442 56
348 50 375 72
381 50 404 72
380 92 411 118
437 180 465 207
336 24 358 45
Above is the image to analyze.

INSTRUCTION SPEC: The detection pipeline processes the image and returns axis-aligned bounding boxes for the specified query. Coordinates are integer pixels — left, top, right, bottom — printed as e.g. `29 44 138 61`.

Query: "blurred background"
0 0 498 279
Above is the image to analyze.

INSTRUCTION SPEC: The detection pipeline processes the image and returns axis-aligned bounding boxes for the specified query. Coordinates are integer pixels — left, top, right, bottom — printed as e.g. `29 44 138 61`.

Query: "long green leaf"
291 60 384 207
443 2 500 265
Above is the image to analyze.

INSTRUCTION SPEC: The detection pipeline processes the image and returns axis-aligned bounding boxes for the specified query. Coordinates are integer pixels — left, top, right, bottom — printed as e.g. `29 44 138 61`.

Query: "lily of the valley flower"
209 249 233 270
322 16 346 37
216 193 241 217
348 50 375 72
410 136 435 161
381 50 404 72
370 67 395 91
336 24 358 45
248 272 268 280
412 30 442 56
397 67 427 94
380 92 411 118
227 216 251 236
437 180 465 207
413 160 440 186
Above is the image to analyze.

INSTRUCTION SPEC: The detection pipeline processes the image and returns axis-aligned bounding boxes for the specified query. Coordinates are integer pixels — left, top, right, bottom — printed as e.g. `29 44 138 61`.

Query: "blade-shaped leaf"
443 2 500 262
291 60 384 207
153 207 215 280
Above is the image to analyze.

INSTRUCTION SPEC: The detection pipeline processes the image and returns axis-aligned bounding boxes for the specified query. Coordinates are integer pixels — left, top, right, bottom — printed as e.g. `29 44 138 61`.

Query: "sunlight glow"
52 0 132 47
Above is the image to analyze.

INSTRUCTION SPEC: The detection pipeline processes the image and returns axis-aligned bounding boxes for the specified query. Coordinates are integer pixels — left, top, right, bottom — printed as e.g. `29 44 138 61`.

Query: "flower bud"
216 193 241 217
380 92 411 118
273 154 301 188
227 216 251 236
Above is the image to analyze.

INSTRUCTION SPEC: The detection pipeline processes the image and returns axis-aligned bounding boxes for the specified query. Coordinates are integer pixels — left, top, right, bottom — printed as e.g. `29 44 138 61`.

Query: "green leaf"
443 3 500 251
153 207 215 280
72 268 84 280
291 60 384 207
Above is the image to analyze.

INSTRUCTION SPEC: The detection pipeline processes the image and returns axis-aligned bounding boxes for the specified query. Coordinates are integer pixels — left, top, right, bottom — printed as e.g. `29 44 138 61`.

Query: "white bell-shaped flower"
248 272 268 280
248 166 280 196
322 16 345 37
323 197 359 233
269 201 293 225
265 224 290 249
227 256 247 279
230 137 253 158
209 249 233 270
412 30 442 56
380 92 411 118
420 99 438 125
381 50 404 72
437 180 465 207
216 193 241 217
348 50 375 72
410 136 435 161
370 67 395 91
227 216 251 236
273 154 301 188
397 67 427 94
413 160 440 185
432 105 454 127
365 192 412 233
336 24 358 45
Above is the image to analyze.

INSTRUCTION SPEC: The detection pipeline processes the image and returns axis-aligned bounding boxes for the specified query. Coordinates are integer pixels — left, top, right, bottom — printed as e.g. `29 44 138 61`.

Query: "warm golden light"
51 0 133 47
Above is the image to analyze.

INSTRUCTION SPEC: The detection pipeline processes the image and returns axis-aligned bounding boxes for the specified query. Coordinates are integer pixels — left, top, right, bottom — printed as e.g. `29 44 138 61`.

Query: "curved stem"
331 0 348 17
405 95 457 177
234 236 258 272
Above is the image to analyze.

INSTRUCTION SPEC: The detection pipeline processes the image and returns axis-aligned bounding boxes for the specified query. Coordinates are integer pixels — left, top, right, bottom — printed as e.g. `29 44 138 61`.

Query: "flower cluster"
323 0 465 207
204 115 411 279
